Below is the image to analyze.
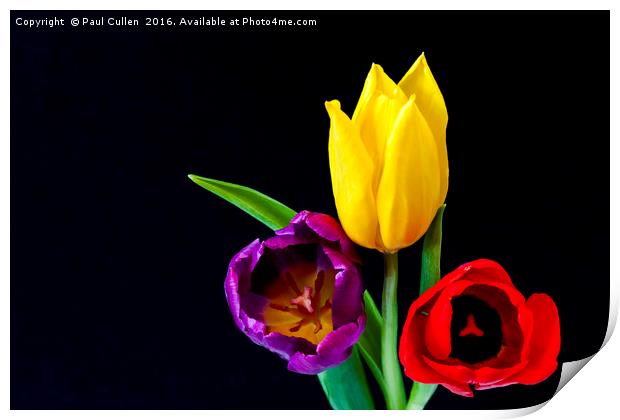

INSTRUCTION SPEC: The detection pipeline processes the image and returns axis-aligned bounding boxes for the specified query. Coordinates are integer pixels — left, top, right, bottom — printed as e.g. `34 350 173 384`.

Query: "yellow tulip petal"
376 97 441 252
398 53 449 203
351 64 408 192
325 100 381 250
353 63 408 121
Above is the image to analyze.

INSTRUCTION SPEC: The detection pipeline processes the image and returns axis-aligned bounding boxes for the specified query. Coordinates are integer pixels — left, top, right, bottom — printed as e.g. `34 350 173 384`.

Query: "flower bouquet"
188 53 560 410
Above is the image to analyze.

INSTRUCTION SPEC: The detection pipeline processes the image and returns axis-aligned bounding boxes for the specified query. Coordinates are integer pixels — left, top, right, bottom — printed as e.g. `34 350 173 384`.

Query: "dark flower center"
251 245 335 345
450 295 503 364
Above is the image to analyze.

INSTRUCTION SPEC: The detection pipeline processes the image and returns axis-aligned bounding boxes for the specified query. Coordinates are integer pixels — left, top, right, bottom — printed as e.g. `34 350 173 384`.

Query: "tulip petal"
352 64 408 190
458 259 515 286
353 63 407 121
224 239 263 332
304 212 361 263
399 295 473 396
288 316 366 375
275 210 360 263
508 294 561 384
425 281 473 360
423 356 475 392
376 97 441 252
263 332 317 363
398 53 449 203
322 246 364 329
326 100 380 250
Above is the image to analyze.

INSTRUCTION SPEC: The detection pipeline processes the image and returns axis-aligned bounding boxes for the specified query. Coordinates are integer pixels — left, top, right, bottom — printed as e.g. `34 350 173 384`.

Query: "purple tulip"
224 211 366 374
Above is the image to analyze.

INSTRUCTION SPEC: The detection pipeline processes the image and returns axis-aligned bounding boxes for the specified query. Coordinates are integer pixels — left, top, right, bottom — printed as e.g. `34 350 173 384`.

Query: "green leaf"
407 204 445 410
188 174 296 230
357 290 386 395
318 346 375 410
419 204 446 294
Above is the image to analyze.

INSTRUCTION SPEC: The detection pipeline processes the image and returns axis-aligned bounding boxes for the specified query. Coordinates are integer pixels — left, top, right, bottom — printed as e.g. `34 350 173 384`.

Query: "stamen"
291 286 315 313
312 271 325 310
289 319 307 333
265 270 335 340
313 319 323 334
269 303 294 312
459 314 485 337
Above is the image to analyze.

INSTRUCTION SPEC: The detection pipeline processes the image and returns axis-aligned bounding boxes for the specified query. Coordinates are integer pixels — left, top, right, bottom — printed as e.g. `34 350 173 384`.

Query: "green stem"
381 252 406 410
407 383 437 410
406 205 446 410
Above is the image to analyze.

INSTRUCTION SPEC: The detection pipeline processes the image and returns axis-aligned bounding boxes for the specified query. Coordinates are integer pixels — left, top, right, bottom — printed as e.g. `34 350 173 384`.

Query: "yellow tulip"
326 53 448 253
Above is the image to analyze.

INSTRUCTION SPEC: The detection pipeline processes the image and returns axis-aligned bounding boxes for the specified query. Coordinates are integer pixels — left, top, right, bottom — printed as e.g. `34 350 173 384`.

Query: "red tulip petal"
474 360 528 388
424 356 474 383
400 297 446 382
423 356 475 396
400 295 474 396
406 269 462 315
469 279 526 307
508 294 560 384
515 303 534 363
425 281 472 360
460 259 514 286
442 382 475 398
474 305 535 389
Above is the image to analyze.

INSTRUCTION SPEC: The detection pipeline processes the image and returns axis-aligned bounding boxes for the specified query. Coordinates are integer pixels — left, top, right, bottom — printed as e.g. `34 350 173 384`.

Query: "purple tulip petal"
322 246 364 329
224 239 261 331
287 316 366 374
263 332 317 361
276 210 360 262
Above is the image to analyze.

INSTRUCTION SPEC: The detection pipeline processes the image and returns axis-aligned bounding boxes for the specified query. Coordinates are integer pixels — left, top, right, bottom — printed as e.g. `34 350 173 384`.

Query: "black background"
11 10 609 409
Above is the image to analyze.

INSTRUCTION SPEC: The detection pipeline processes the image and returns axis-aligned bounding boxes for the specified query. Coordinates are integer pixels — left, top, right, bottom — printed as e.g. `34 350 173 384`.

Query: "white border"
3 1 617 419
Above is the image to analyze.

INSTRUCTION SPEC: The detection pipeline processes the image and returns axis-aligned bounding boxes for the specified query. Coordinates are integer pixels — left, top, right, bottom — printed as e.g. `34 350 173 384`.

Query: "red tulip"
399 259 560 397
